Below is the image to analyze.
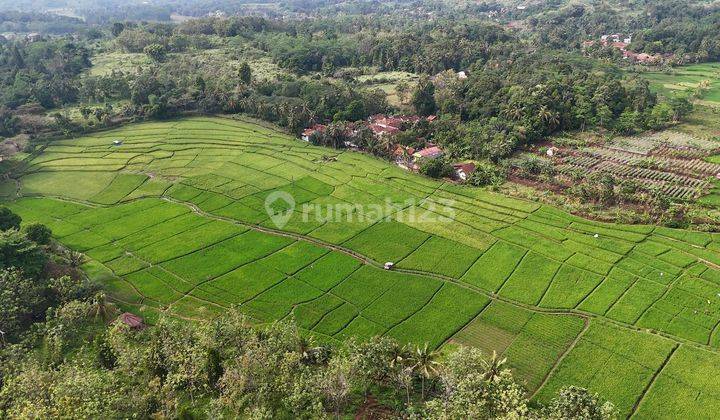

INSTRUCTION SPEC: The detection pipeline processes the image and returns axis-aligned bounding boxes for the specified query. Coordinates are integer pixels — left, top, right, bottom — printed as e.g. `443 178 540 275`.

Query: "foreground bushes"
1 307 615 418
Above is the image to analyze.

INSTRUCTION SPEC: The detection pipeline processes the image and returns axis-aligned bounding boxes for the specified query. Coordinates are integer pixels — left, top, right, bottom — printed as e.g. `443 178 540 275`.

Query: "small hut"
118 312 145 330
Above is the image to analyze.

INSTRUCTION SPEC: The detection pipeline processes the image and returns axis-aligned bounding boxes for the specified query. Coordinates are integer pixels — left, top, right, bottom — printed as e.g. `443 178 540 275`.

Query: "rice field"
642 62 720 106
5 116 720 415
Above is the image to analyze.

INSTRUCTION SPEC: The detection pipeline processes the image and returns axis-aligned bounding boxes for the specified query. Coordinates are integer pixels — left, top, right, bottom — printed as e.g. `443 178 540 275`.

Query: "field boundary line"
530 316 590 400
495 250 530 295
379 281 446 336
628 344 679 418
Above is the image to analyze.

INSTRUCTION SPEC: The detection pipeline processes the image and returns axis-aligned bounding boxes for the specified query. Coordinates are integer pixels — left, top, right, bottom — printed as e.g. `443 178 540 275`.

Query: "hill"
3 116 720 417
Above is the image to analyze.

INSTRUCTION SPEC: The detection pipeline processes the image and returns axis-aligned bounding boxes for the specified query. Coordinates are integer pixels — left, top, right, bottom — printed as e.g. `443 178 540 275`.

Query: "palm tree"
389 343 411 370
88 292 118 322
66 249 86 267
482 351 507 381
502 103 525 121
410 343 442 401
538 105 560 129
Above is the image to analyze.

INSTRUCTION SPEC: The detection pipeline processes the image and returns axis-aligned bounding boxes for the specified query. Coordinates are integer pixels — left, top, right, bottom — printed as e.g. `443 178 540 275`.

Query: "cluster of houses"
301 114 476 182
583 34 665 64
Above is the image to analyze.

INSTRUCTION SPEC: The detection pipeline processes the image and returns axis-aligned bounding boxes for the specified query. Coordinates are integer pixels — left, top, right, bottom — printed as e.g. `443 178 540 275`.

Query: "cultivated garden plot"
6 116 720 414
552 130 720 201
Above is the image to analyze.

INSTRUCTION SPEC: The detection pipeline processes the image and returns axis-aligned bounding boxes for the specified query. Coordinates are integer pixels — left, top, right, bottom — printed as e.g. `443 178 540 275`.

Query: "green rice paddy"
642 62 720 106
5 116 720 416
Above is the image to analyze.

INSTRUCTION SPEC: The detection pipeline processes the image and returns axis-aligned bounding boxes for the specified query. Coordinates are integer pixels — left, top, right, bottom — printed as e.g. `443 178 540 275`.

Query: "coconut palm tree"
88 292 118 321
482 351 508 381
410 343 442 400
66 249 86 268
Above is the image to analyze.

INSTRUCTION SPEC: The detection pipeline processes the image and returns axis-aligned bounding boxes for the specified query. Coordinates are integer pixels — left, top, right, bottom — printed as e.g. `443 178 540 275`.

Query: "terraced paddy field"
642 62 720 106
4 116 720 417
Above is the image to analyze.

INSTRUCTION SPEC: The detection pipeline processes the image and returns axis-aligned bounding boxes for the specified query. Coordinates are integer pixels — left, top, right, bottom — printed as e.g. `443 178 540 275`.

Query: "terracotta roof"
303 124 326 136
453 162 476 174
414 146 444 158
393 145 415 157
370 124 400 135
118 312 145 329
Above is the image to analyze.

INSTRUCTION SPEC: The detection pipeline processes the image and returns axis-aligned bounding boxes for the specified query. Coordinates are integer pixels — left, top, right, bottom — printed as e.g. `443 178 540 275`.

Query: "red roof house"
302 124 326 141
118 312 145 330
453 162 476 181
370 124 400 136
413 146 444 159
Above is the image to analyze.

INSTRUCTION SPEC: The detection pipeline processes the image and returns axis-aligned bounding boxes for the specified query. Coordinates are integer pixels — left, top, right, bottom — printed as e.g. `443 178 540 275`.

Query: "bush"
419 158 454 179
23 223 52 245
0 206 21 231
467 162 507 186
0 229 47 278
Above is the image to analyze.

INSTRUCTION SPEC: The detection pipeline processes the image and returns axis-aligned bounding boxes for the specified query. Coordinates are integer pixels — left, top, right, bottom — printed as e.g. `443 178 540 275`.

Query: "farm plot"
550 131 719 201
451 301 586 393
534 322 677 418
633 345 720 419
642 62 720 106
7 116 720 416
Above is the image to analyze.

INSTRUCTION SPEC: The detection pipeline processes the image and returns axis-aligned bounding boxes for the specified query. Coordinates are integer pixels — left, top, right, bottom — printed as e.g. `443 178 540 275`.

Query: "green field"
642 62 720 106
5 116 720 416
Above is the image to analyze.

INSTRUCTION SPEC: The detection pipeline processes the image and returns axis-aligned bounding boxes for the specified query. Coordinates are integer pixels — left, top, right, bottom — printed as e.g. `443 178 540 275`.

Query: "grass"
6 115 720 416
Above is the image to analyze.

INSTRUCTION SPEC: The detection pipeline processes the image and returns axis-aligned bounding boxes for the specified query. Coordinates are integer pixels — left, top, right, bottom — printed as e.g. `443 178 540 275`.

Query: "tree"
0 229 47 278
111 22 126 37
410 343 441 400
0 268 45 341
238 62 252 85
0 206 21 231
411 77 437 116
648 102 674 129
87 292 118 321
422 347 529 418
396 80 410 103
419 158 454 179
544 386 616 420
318 357 353 418
0 107 19 137
143 44 167 62
23 223 51 245
468 162 506 186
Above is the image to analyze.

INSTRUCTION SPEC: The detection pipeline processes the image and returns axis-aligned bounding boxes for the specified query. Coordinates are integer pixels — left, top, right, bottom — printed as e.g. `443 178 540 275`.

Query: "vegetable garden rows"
3 117 720 418
554 132 720 200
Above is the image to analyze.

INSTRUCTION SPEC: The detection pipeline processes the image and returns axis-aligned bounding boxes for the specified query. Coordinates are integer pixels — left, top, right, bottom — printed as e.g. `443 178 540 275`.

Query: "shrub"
0 206 21 231
419 158 454 179
23 223 52 245
467 162 507 186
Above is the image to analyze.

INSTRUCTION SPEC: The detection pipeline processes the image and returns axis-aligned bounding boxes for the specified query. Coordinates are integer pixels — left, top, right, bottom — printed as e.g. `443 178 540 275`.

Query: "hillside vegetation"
3 116 720 417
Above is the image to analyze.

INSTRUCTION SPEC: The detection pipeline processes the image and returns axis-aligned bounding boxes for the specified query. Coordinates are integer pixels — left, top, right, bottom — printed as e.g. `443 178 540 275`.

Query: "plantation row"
586 146 720 177
557 146 712 199
4 117 720 417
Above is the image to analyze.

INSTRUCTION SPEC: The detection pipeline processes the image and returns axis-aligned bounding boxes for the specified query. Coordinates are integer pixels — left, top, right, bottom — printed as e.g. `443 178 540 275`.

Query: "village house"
393 145 416 169
413 146 444 160
301 124 326 142
453 162 476 181
585 34 665 64
118 312 145 330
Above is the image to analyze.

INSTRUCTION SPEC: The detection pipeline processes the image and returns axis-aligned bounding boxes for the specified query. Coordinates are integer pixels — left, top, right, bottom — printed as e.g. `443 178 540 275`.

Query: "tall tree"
411 77 437 116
